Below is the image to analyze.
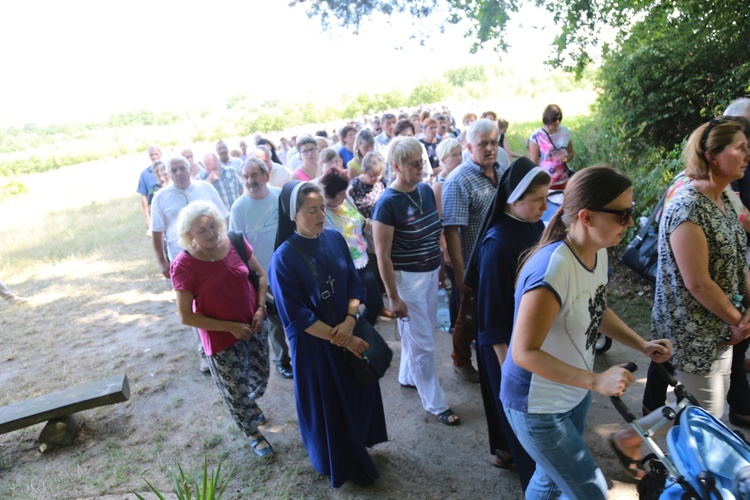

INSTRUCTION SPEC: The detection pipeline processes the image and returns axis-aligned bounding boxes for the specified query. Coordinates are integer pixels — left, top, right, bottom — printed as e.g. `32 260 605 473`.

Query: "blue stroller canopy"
663 406 750 499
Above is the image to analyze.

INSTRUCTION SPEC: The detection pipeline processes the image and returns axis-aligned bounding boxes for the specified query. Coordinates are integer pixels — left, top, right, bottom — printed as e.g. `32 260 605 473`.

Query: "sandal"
250 434 274 457
608 435 645 481
249 401 266 426
492 452 516 471
436 408 461 426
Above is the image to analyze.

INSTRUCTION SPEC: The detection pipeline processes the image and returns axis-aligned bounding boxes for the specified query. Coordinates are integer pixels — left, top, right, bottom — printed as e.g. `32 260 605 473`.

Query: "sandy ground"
0 269 652 499
0 153 662 498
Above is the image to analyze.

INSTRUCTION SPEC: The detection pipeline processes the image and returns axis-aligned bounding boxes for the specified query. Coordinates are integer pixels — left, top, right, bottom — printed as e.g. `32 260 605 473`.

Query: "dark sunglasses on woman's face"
593 203 635 226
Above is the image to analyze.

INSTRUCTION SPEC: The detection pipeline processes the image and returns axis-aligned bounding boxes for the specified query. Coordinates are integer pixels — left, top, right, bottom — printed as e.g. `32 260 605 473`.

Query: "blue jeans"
504 392 607 499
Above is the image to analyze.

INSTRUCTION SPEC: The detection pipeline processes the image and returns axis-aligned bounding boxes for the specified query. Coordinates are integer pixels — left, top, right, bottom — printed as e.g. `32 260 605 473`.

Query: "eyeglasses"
699 118 726 155
405 160 425 169
593 203 635 226
300 148 317 155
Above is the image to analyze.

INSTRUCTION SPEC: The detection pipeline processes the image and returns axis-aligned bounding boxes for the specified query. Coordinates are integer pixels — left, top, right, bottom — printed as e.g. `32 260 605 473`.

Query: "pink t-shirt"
293 167 313 181
170 240 258 356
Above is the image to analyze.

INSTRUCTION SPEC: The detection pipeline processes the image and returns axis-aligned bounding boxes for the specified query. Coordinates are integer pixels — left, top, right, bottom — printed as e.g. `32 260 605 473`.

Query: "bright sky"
0 1 557 127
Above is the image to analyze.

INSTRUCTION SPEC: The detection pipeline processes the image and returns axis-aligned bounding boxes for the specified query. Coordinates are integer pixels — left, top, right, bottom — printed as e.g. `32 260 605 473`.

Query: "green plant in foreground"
134 458 235 500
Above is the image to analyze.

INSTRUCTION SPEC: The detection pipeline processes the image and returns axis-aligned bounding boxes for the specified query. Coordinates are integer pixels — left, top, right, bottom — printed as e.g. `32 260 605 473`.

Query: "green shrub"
134 458 234 500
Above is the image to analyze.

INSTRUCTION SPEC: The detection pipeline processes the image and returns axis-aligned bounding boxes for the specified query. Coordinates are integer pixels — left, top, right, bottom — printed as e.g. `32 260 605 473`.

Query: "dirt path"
0 154 653 498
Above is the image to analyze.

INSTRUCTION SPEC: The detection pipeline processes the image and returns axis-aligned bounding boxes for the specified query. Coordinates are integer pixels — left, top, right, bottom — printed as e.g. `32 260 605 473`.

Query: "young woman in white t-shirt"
501 165 672 499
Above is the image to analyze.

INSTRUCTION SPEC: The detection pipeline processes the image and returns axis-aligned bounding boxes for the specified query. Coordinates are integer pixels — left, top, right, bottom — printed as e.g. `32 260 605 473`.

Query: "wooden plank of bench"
0 374 130 434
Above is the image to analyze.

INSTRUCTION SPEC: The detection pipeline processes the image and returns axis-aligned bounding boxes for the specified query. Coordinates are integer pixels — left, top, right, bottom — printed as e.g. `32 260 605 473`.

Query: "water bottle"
437 288 451 331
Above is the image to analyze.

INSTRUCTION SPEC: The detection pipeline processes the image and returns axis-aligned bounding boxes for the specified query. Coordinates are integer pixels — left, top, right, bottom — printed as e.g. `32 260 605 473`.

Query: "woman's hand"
344 335 369 358
723 325 750 346
227 322 253 341
592 365 635 397
722 308 750 345
249 309 265 334
389 296 409 319
330 316 356 346
642 339 672 363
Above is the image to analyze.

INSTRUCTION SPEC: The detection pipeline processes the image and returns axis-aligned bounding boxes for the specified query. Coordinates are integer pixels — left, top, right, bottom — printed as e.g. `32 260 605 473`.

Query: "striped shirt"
372 183 442 272
199 166 243 210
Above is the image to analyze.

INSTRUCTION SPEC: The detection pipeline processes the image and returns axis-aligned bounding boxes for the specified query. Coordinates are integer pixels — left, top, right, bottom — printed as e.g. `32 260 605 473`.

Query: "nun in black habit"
464 157 550 490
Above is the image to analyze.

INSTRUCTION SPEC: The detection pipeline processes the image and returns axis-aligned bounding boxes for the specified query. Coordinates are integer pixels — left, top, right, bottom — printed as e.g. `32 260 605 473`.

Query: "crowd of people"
136 100 750 495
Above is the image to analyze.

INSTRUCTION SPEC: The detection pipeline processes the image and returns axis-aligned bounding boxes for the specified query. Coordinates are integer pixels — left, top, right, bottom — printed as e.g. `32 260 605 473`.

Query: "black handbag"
286 237 392 384
619 190 668 286
227 231 276 315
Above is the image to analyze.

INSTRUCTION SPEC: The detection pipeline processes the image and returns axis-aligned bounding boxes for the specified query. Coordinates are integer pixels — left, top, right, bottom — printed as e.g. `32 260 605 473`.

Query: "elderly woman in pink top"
170 200 273 457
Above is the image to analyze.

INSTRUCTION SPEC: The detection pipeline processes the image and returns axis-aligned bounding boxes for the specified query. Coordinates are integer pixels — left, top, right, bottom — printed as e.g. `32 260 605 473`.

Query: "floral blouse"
349 177 386 220
652 184 747 374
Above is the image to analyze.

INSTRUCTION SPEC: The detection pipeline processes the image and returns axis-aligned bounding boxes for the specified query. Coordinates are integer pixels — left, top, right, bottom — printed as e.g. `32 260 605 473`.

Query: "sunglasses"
593 202 635 226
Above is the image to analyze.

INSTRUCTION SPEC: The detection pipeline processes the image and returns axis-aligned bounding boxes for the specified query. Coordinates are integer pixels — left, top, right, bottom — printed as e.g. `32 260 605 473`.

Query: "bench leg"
39 414 80 453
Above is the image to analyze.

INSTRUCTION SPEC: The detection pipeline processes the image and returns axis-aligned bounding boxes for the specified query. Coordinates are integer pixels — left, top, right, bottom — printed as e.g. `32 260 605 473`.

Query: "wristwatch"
346 312 359 322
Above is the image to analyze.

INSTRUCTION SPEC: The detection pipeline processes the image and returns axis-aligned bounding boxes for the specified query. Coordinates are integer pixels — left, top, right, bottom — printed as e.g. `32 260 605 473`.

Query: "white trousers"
395 268 449 414
677 348 733 418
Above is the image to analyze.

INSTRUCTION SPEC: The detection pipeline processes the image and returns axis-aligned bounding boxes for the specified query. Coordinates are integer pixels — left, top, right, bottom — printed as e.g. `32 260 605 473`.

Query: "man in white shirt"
151 155 229 373
230 158 292 378
254 146 292 188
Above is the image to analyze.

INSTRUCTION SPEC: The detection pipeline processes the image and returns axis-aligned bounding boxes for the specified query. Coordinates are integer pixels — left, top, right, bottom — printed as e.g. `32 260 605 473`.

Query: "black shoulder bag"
286 237 392 384
227 231 276 315
619 189 668 286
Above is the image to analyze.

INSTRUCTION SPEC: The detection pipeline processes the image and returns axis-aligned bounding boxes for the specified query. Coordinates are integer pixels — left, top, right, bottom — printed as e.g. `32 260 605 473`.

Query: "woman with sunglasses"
501 166 672 498
611 119 750 477
372 137 461 426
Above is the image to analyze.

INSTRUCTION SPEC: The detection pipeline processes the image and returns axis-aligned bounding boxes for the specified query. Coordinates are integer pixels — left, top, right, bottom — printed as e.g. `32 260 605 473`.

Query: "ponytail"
517 164 632 277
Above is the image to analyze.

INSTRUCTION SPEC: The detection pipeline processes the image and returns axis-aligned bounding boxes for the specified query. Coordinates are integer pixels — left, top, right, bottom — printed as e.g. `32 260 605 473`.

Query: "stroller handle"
653 360 679 387
610 362 638 423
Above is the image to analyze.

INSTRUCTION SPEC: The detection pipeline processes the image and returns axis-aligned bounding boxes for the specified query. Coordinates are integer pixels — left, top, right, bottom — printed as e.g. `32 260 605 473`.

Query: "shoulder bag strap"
542 128 560 152
227 230 248 264
286 238 339 325
632 188 669 245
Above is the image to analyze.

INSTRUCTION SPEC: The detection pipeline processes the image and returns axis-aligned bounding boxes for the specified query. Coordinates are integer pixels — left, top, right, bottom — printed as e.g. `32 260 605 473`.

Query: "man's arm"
151 231 170 279
444 226 469 291
140 195 151 228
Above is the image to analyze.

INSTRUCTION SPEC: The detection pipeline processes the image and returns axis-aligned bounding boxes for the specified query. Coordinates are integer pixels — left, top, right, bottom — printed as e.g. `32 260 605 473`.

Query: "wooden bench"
0 374 130 449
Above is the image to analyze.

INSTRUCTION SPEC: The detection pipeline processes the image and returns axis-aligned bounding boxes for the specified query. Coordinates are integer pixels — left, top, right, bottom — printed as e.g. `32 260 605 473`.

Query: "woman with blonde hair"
373 137 460 425
170 200 273 457
612 118 750 475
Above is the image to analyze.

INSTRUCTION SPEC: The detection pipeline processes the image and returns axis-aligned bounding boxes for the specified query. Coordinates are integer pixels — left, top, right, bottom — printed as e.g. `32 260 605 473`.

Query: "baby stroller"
612 362 750 499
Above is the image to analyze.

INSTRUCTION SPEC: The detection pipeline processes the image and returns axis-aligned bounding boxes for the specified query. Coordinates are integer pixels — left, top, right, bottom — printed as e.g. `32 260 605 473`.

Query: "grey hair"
242 156 268 175
387 136 423 167
466 118 498 144
724 98 750 120
361 151 386 174
175 200 227 250
147 144 161 155
203 152 220 165
255 145 272 159
166 155 190 172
